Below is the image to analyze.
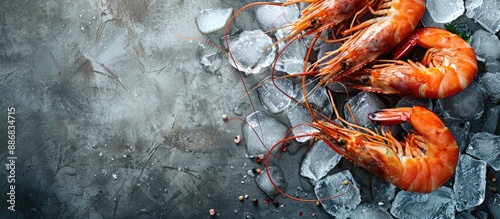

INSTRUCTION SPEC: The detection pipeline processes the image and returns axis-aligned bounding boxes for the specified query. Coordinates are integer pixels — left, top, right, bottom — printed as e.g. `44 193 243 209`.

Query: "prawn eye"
337 137 347 146
310 19 317 26
309 18 322 29
360 75 371 84
341 59 353 70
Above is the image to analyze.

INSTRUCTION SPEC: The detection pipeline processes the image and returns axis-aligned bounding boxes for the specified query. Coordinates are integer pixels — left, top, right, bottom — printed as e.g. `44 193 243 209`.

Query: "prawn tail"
367 107 413 126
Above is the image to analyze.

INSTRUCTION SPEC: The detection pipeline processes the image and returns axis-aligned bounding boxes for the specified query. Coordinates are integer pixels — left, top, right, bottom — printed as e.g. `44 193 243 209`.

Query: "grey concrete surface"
1 0 331 218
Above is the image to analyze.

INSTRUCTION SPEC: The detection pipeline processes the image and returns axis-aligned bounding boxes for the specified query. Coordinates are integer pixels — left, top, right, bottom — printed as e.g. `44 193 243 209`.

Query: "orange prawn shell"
314 106 459 193
346 27 478 98
391 106 459 193
315 0 426 85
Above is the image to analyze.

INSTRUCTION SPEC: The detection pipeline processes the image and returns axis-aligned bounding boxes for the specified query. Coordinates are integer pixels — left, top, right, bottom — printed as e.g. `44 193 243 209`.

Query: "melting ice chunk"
454 154 487 212
274 29 307 74
435 81 484 120
479 72 500 102
242 111 288 157
344 92 386 131
255 165 287 198
315 170 361 219
197 42 223 74
420 10 445 28
475 211 489 219
350 202 393 219
466 132 500 170
257 76 294 114
488 194 500 219
470 29 500 62
390 187 456 218
255 4 299 32
466 0 500 33
195 8 233 35
484 57 500 73
300 140 341 184
371 177 396 210
442 119 470 152
286 105 317 142
228 30 275 74
294 81 333 118
287 81 333 142
426 0 464 23
456 212 478 219
483 105 500 134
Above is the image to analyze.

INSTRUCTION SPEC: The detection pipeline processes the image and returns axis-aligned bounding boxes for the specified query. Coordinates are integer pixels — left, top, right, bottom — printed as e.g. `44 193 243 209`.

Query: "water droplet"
233 106 243 116
92 16 97 20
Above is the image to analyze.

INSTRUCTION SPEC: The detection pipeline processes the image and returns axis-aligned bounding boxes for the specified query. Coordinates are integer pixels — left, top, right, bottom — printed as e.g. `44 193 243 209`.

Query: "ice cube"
488 194 500 219
395 97 433 133
317 41 341 66
466 132 500 170
484 57 500 73
470 29 500 62
350 202 392 219
315 170 361 219
195 8 233 35
442 119 470 152
454 154 487 211
344 92 386 131
465 0 500 33
294 81 333 118
286 105 318 142
274 29 307 74
254 4 299 33
426 0 464 23
300 30 328 50
390 187 456 219
197 42 223 74
300 140 342 184
483 105 500 134
371 177 396 210
420 10 445 28
257 76 294 114
228 30 275 74
475 211 489 219
255 165 287 198
435 81 484 120
479 72 500 102
456 212 477 219
242 111 288 157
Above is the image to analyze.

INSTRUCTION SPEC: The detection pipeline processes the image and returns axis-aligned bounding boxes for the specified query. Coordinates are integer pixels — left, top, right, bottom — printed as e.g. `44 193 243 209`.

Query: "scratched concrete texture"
0 0 335 218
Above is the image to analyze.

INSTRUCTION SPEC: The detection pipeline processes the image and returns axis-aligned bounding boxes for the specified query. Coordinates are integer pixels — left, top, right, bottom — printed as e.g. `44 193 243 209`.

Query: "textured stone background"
0 0 326 218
